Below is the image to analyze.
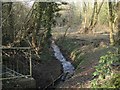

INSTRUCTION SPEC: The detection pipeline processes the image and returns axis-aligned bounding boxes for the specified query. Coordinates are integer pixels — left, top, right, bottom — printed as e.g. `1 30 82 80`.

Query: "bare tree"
88 0 104 33
89 1 97 29
8 2 14 43
83 2 87 30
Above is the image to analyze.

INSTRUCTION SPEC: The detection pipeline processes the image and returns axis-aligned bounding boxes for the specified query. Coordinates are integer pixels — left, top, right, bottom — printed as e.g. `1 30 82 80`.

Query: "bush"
91 52 120 88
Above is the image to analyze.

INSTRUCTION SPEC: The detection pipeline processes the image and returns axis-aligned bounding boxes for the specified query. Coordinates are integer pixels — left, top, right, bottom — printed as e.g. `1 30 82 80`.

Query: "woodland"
1 0 120 89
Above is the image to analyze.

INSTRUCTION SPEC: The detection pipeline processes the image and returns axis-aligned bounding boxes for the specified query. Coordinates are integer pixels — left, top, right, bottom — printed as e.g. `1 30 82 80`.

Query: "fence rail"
0 47 32 80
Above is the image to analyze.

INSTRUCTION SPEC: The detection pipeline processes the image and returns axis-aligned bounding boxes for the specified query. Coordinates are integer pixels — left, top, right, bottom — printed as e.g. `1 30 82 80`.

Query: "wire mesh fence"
1 47 32 80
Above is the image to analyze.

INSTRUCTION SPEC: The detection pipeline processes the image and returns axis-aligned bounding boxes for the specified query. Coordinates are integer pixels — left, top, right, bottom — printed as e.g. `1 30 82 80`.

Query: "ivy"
91 52 119 88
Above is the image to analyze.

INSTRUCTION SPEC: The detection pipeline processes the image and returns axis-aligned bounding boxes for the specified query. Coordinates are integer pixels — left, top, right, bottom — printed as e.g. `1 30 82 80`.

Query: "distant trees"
2 2 14 45
8 2 14 42
80 0 104 34
2 2 29 46
79 0 118 46
89 0 104 32
83 2 87 33
89 1 97 31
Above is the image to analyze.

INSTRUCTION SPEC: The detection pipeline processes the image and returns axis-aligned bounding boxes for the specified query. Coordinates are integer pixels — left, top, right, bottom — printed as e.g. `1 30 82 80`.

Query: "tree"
2 2 14 45
83 2 87 33
2 2 29 46
89 1 97 29
2 2 66 59
117 1 120 55
8 2 14 42
88 0 104 33
31 2 62 46
108 0 115 45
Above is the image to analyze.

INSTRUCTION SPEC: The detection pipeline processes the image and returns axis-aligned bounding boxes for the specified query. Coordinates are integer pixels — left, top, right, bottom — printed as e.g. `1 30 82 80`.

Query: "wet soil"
32 57 62 89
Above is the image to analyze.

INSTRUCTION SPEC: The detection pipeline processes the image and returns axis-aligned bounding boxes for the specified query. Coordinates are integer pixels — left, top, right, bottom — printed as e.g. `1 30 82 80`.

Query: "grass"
54 32 120 88
56 36 117 67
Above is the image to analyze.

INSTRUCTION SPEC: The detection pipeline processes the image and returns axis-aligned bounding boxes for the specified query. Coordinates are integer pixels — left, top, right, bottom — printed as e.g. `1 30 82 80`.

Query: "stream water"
51 40 75 81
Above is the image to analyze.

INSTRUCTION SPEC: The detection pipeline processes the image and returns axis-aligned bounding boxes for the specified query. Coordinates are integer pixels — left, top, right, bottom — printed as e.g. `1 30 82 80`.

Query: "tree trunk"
108 0 115 45
117 1 120 54
89 1 97 28
83 2 88 34
0 2 2 47
8 2 14 43
89 0 104 32
36 2 42 35
83 2 87 29
62 25 70 41
45 3 53 41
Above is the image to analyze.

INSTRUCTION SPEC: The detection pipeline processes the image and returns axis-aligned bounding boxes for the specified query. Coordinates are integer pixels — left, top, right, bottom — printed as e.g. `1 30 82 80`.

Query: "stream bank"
41 40 75 89
2 39 75 89
32 50 62 89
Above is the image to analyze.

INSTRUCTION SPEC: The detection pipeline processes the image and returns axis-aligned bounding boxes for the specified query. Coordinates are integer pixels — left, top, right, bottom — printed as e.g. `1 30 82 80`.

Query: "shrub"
91 52 119 88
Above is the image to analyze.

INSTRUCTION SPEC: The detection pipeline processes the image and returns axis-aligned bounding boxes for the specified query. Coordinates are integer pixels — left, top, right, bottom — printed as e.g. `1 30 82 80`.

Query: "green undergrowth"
91 73 120 89
91 51 120 88
56 36 120 88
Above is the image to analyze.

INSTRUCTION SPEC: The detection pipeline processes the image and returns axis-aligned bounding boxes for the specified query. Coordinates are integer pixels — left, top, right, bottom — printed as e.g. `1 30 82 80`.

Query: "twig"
13 2 36 45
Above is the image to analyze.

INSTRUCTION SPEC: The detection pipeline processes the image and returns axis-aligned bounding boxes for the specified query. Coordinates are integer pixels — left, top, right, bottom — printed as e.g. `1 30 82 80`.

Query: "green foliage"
111 74 120 88
91 73 120 88
91 52 119 88
31 2 66 47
